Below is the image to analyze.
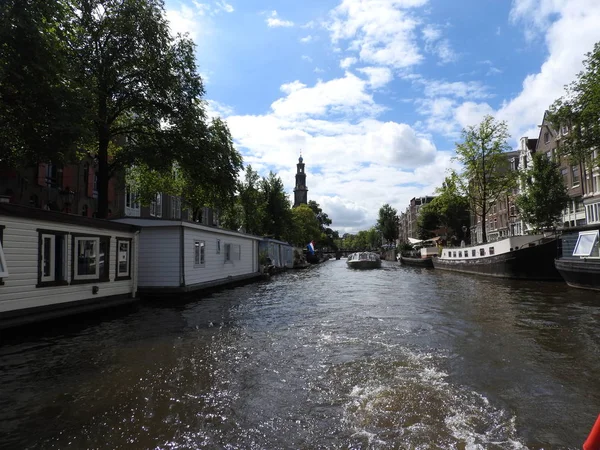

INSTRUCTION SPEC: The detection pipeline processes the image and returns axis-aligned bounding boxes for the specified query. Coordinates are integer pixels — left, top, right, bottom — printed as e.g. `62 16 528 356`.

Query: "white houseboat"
0 203 139 329
259 238 294 270
432 234 561 280
115 218 262 296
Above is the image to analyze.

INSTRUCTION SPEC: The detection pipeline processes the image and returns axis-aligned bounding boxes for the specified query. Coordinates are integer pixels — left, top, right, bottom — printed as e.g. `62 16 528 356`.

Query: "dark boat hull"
555 258 600 291
400 256 434 268
432 238 561 280
347 260 381 270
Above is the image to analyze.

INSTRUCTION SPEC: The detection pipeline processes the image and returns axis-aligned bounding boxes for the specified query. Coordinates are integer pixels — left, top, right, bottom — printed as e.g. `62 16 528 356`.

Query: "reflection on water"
0 261 599 449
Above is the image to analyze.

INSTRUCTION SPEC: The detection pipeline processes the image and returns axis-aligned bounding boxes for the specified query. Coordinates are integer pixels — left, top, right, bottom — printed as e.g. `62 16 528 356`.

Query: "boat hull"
399 256 434 268
347 260 381 270
432 238 561 280
555 258 600 291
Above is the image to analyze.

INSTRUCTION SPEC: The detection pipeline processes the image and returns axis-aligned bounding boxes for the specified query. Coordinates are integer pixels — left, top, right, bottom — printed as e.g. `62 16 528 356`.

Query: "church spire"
293 153 308 207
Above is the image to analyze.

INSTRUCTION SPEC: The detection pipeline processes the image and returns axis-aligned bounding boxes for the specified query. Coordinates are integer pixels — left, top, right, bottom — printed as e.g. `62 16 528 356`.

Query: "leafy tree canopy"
516 152 570 232
452 115 516 243
377 203 399 245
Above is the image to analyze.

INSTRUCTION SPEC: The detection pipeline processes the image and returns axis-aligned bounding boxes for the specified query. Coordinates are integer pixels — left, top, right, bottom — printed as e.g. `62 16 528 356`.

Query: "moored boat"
399 255 434 268
555 225 600 291
432 234 561 280
346 252 381 269
398 240 438 268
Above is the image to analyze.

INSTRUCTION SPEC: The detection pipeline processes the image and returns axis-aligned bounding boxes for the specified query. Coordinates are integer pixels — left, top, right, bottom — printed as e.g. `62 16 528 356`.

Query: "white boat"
432 234 561 280
346 252 381 269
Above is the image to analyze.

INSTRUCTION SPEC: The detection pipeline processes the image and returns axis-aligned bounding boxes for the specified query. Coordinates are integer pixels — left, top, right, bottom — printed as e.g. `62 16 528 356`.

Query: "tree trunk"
96 93 110 219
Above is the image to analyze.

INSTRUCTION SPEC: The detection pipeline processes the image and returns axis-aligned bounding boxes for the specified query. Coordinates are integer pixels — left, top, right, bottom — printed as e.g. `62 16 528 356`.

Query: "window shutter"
108 177 116 203
38 163 47 186
87 166 94 197
62 166 74 190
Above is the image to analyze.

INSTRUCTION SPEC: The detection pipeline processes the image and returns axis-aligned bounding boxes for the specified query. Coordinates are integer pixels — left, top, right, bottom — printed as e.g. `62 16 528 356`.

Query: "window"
116 239 131 279
225 243 231 262
0 226 8 279
544 132 550 143
459 251 462 257
573 230 599 257
216 239 221 254
453 251 457 258
489 247 495 255
561 168 568 180
73 236 109 282
479 248 485 256
194 240 205 266
93 172 98 198
472 249 476 257
150 193 162 218
37 231 67 286
125 188 140 217
45 164 60 187
171 196 181 219
572 165 580 186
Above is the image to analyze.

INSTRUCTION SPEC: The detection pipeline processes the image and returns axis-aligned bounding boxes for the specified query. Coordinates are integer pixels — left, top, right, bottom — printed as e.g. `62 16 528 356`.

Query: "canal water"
1 260 599 449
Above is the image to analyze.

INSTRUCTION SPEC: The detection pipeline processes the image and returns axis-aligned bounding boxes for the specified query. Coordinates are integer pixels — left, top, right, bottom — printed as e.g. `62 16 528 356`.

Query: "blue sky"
165 0 600 233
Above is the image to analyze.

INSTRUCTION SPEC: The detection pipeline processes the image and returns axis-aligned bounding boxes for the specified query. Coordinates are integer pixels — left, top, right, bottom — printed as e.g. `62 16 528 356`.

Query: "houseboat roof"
115 218 264 240
0 203 139 232
260 237 293 246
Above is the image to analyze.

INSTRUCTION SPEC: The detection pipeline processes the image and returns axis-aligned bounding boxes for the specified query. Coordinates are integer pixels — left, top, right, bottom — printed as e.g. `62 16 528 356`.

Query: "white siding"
184 227 257 286
0 215 136 314
137 227 181 288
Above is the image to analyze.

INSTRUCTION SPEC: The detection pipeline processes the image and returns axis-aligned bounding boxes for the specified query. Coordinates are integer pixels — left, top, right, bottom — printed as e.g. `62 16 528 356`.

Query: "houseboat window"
489 247 495 255
225 243 231 262
116 240 130 278
453 251 457 258
458 251 462 257
38 232 67 285
573 230 599 257
216 239 221 254
0 230 8 279
74 237 100 280
194 241 205 266
472 249 476 257
479 248 485 256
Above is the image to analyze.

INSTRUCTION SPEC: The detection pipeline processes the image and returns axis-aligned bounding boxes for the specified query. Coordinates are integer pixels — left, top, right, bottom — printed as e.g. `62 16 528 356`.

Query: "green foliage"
0 0 91 166
548 42 600 193
377 204 399 245
238 166 264 235
452 115 516 243
307 200 337 250
516 152 570 232
259 172 293 241
338 227 381 251
290 204 321 247
417 175 470 240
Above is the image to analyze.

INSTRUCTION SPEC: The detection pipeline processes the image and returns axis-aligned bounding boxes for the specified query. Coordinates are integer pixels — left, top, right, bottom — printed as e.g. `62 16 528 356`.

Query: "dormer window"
544 132 550 144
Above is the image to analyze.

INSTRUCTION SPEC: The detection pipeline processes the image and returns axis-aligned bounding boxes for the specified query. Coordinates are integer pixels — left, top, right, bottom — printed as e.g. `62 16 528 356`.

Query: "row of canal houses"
398 110 600 244
0 163 295 329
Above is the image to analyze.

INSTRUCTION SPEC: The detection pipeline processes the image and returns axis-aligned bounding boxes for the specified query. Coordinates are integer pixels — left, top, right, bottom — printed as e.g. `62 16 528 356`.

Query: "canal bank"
0 260 599 449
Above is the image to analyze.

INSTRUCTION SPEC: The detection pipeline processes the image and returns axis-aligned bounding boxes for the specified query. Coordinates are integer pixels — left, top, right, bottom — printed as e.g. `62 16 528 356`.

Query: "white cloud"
420 79 489 99
421 24 457 64
340 57 358 69
271 72 383 119
166 4 201 40
215 0 234 13
327 0 428 68
301 55 313 62
454 102 494 129
497 0 600 140
300 35 313 43
280 80 307 94
357 66 394 88
266 10 294 28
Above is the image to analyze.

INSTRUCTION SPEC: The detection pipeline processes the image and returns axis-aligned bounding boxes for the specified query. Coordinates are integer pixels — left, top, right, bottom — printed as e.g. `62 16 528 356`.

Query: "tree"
0 0 90 166
516 152 570 232
238 166 264 235
290 204 321 247
548 42 600 194
259 172 293 241
420 175 470 241
452 115 516 243
308 200 337 250
417 204 440 240
377 204 399 245
72 0 206 218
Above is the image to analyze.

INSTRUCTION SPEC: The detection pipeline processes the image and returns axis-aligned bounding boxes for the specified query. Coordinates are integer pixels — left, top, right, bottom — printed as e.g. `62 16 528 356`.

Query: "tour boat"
346 252 381 269
555 225 600 291
432 234 562 280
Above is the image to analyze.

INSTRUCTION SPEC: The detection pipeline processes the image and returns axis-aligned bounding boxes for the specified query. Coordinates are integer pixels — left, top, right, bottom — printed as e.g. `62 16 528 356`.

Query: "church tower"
293 155 308 207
